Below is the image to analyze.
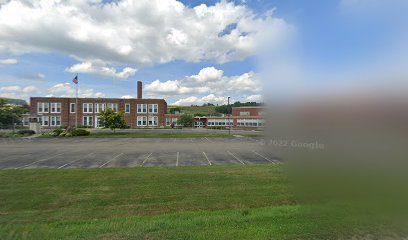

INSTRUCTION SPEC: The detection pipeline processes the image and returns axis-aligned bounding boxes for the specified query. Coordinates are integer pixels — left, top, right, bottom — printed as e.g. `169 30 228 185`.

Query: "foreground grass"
0 165 402 239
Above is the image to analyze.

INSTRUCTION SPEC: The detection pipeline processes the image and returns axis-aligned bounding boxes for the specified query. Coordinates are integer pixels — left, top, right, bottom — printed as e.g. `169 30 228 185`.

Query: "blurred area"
259 0 408 237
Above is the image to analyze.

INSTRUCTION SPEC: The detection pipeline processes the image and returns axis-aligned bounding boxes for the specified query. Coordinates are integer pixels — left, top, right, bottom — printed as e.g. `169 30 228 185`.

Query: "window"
107 103 118 112
237 119 264 127
137 104 147 113
70 103 76 113
239 111 250 116
207 119 232 126
83 116 93 127
51 103 61 113
148 104 158 113
50 116 61 126
95 117 103 128
83 103 93 113
37 102 49 113
95 103 105 113
41 116 49 126
258 111 265 116
148 116 158 126
172 118 178 126
137 116 147 126
166 117 171 126
125 103 131 113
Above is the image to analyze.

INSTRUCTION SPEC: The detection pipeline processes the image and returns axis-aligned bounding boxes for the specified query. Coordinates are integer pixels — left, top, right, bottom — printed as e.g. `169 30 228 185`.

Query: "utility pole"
227 96 231 135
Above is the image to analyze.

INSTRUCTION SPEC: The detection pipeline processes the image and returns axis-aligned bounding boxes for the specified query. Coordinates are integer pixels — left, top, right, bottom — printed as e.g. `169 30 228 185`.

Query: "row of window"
38 103 61 113
237 119 265 127
238 111 265 116
38 116 159 127
207 119 234 126
38 102 158 114
165 117 181 126
39 116 61 126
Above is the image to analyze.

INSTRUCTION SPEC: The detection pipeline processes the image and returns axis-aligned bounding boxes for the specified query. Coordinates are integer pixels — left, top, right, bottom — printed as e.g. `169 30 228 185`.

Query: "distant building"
170 106 265 129
25 81 168 128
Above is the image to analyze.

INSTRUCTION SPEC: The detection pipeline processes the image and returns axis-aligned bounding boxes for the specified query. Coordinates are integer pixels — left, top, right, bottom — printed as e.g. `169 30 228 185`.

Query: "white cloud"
47 83 105 98
0 58 18 64
0 85 39 99
121 95 134 99
245 94 263 102
172 94 228 106
0 0 291 65
145 67 260 96
65 61 137 79
145 79 210 95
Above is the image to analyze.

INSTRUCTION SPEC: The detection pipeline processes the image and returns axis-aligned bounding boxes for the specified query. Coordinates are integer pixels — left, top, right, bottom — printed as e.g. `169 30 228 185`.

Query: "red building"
191 106 265 129
27 81 168 128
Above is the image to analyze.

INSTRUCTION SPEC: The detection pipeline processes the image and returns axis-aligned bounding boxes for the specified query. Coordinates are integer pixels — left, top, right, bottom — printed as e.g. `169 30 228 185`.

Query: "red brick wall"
232 107 264 117
30 97 167 128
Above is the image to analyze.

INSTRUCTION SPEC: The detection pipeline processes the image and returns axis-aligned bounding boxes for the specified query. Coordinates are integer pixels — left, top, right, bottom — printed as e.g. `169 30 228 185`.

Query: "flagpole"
75 74 78 128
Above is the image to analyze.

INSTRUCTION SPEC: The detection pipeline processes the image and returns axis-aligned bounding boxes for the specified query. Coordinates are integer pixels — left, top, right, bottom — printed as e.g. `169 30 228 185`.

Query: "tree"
98 109 127 133
169 107 181 114
177 114 193 127
0 99 29 126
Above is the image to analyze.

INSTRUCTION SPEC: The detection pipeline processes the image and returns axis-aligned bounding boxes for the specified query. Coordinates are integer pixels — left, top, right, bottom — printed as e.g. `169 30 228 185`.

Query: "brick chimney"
137 80 142 99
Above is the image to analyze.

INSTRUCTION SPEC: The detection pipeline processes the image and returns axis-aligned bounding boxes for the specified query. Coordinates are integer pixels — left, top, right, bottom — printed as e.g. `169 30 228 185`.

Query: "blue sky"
0 0 407 105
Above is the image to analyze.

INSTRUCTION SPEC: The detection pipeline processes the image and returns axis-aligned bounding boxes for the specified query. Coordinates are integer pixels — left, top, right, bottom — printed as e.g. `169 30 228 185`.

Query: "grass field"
0 165 400 239
84 131 233 138
171 105 217 115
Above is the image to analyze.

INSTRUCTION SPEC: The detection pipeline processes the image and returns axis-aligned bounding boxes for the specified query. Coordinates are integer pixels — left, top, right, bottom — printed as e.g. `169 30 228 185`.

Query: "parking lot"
0 137 281 169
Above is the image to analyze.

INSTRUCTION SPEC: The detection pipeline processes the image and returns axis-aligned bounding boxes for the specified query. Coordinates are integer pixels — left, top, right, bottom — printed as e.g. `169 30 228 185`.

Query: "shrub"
17 129 36 135
52 128 64 135
71 129 90 136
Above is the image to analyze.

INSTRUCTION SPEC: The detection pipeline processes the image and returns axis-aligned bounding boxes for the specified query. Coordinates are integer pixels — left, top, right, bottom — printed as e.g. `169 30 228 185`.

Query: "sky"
0 0 407 105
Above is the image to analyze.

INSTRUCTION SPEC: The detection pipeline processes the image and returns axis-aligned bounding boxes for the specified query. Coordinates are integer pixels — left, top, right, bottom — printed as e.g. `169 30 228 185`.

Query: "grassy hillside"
0 165 399 239
168 105 218 115
0 98 27 106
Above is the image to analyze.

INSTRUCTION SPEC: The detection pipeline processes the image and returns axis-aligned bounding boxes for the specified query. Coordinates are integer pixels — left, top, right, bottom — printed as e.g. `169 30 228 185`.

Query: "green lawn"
0 165 401 239
84 131 233 138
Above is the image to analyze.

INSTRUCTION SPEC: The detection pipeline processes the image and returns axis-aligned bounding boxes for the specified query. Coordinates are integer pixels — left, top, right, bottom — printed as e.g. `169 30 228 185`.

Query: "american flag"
72 75 78 84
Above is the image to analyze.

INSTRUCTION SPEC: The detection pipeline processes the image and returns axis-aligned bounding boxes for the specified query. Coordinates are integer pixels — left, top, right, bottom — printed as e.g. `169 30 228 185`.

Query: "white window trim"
37 102 49 113
137 104 147 113
51 103 61 113
148 116 158 126
125 103 131 113
83 116 94 127
41 116 49 126
70 103 76 113
95 103 105 113
107 103 118 112
50 116 61 126
83 103 93 113
95 116 103 128
137 116 147 126
148 104 158 114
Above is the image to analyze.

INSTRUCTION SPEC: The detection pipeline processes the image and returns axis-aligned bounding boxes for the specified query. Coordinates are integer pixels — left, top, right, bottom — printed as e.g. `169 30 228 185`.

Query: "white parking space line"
252 150 277 164
227 151 245 165
173 138 176 143
140 152 152 167
99 153 124 168
16 153 64 169
204 137 212 143
190 138 194 143
202 152 212 166
58 153 94 169
176 152 179 167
